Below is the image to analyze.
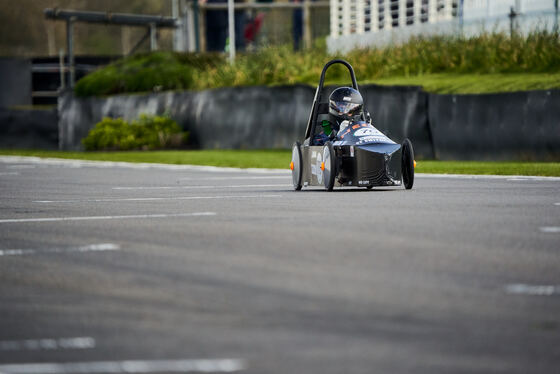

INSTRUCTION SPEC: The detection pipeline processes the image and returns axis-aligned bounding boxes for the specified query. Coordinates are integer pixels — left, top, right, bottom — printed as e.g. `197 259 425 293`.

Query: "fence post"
149 23 158 50
383 0 392 29
399 0 407 27
356 0 365 33
554 0 558 33
304 0 312 47
371 0 378 31
342 0 351 35
413 0 421 25
227 0 235 62
66 17 75 88
428 0 437 23
330 0 339 38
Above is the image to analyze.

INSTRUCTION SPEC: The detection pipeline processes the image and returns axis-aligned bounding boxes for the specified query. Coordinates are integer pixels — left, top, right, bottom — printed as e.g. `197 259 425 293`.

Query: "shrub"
75 31 560 97
75 52 199 97
82 115 188 151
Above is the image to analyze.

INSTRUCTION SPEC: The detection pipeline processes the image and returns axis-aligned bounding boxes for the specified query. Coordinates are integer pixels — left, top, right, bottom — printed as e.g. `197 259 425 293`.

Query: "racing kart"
290 59 415 191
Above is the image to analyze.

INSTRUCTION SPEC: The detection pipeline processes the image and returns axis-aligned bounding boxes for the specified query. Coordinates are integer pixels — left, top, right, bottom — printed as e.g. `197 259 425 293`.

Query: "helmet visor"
330 100 363 117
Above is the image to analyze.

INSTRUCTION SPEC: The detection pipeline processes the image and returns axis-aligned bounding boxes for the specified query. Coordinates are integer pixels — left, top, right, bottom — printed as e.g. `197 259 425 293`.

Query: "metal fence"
327 0 560 52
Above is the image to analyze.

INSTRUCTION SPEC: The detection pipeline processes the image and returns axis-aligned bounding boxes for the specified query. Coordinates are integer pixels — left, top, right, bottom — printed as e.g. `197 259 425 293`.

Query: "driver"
313 87 364 145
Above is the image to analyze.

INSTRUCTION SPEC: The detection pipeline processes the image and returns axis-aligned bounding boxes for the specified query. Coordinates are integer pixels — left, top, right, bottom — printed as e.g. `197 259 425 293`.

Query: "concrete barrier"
428 90 560 160
0 108 58 150
57 85 559 160
58 84 434 158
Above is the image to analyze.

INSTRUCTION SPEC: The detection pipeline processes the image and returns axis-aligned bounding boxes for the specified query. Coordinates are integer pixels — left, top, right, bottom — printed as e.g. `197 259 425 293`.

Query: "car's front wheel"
323 141 336 191
291 142 303 190
402 138 415 190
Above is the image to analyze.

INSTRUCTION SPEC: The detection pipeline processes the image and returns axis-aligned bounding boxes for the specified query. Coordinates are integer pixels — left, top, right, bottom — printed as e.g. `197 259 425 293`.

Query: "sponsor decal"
353 127 378 137
343 96 352 102
358 180 370 185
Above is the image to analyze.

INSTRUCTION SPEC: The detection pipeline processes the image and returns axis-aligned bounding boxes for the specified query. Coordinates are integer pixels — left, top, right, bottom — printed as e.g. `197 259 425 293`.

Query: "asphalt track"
0 156 559 374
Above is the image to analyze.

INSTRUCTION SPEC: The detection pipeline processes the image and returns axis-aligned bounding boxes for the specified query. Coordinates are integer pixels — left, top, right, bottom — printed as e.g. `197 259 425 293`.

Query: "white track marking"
0 243 120 257
507 178 528 181
0 212 215 224
112 184 289 190
6 165 35 169
416 173 560 181
0 156 288 174
554 203 560 206
539 226 560 233
33 195 281 204
0 172 20 176
178 176 287 181
505 284 560 296
2 156 558 180
0 359 245 374
0 337 95 351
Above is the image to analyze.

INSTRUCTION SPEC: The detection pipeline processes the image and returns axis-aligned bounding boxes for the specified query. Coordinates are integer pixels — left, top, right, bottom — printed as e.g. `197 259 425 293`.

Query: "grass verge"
1 150 559 176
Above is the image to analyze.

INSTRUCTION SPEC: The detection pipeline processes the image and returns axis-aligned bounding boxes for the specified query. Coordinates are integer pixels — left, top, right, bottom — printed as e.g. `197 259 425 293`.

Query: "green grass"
416 160 560 176
0 149 291 169
368 73 560 94
74 31 560 97
1 150 559 176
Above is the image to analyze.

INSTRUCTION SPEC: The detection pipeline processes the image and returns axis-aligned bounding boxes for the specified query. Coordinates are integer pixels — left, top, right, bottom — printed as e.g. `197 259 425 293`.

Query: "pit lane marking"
112 184 289 190
0 212 216 224
0 359 246 373
539 226 560 233
0 337 95 351
0 244 120 257
505 284 560 296
33 194 281 204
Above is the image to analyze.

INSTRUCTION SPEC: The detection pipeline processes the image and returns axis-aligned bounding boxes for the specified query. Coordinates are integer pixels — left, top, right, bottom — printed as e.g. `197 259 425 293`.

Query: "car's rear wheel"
323 141 336 191
402 138 414 190
291 142 303 190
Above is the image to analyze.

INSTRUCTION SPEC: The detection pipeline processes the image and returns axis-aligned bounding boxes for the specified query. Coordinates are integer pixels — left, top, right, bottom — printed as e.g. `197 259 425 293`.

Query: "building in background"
328 0 559 53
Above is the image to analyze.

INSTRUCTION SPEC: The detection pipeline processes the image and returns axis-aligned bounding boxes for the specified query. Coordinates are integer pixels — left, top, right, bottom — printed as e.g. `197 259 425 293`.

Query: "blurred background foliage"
75 30 560 96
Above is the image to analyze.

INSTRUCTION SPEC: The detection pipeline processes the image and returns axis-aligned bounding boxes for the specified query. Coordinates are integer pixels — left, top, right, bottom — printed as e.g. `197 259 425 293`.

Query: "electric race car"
290 59 415 191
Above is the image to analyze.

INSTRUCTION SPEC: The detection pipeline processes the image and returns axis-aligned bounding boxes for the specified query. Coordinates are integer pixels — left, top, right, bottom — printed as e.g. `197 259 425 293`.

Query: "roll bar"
303 59 359 140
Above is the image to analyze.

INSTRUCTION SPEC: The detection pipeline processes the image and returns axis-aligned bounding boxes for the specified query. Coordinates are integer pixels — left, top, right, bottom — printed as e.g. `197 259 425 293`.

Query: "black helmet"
329 87 363 121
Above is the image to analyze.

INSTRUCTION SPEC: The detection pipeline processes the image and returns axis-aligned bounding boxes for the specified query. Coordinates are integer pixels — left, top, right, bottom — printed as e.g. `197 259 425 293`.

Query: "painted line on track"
178 176 288 181
505 284 560 296
4 156 559 180
0 156 288 174
539 226 560 233
0 337 95 351
112 184 290 190
0 243 120 257
0 212 216 224
0 359 246 374
0 172 20 176
33 195 281 204
2 156 558 180
416 173 560 181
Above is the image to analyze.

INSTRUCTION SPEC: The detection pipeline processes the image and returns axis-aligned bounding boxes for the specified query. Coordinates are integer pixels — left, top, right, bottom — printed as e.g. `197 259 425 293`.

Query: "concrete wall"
58 85 560 161
0 58 31 108
58 84 434 158
0 108 58 149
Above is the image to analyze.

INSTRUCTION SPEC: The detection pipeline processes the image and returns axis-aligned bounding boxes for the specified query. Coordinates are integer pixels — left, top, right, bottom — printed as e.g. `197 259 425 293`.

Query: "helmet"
328 87 363 122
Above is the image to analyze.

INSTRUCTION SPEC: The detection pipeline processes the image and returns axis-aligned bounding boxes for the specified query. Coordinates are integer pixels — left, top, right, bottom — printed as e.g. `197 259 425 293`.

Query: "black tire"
291 142 303 190
402 138 414 190
323 141 336 191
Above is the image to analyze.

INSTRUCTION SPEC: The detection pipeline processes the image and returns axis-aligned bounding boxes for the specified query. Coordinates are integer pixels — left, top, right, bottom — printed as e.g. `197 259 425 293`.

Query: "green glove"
321 120 332 135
